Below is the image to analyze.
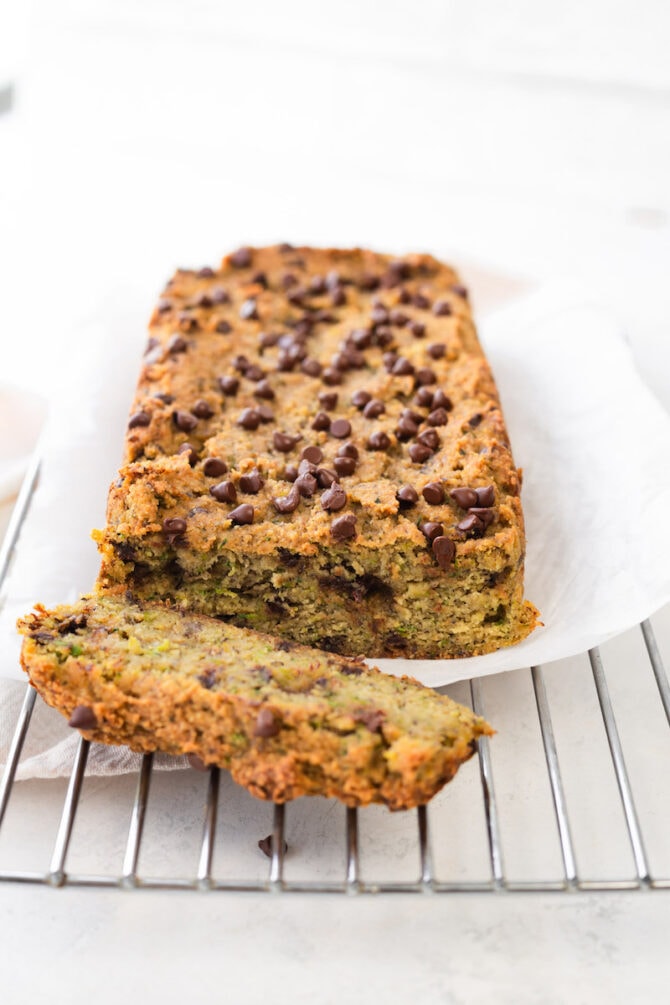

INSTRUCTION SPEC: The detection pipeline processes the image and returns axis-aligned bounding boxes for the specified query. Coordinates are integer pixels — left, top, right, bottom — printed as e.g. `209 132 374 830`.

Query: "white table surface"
1 2 670 1001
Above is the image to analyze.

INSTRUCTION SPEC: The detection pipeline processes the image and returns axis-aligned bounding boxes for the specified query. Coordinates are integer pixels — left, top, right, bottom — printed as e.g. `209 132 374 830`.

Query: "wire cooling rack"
1 455 669 894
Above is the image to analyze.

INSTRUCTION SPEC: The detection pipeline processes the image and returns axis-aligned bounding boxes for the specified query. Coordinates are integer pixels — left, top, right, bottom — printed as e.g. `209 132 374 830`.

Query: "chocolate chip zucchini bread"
96 245 538 658
17 595 492 809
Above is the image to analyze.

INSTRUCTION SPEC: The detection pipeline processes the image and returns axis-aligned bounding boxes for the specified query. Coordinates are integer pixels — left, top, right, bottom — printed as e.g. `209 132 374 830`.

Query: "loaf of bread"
17 595 492 809
96 245 538 658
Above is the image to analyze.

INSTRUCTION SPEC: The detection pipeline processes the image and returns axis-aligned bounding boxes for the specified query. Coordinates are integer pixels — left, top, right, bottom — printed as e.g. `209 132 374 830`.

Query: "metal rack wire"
1 455 669 894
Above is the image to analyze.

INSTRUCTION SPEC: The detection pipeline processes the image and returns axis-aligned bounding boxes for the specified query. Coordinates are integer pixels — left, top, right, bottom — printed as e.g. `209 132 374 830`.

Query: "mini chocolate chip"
301 358 323 377
392 356 415 376
397 287 411 304
457 513 484 534
349 329 372 349
331 287 347 307
427 343 446 359
173 410 199 432
239 471 264 494
253 379 275 400
178 311 199 331
412 293 431 309
401 408 424 424
311 411 331 431
233 354 250 373
167 334 188 354
237 408 260 430
334 456 356 477
211 287 230 304
469 413 483 428
273 431 300 452
451 283 468 298
239 298 259 321
396 485 419 508
257 405 275 423
427 407 448 426
420 521 444 542
251 270 268 288
450 488 478 509
395 415 418 440
230 247 252 268
244 364 265 382
298 459 317 475
283 464 299 482
337 442 359 459
198 266 215 278
219 375 240 395
210 480 237 503
415 367 437 386
322 367 343 386
163 517 187 545
359 272 380 291
376 328 395 348
433 300 452 316
301 445 323 464
475 485 495 507
383 351 398 371
192 399 214 419
229 503 255 525
295 473 317 497
321 483 347 511
433 536 455 569
156 300 172 314
281 271 297 289
409 321 426 338
417 428 440 450
309 275 326 294
254 707 281 738
469 506 495 528
203 457 228 477
414 387 435 408
363 399 385 419
432 389 453 410
351 389 372 409
194 288 213 305
389 309 409 327
409 443 432 463
258 331 280 349
330 418 352 439
370 306 389 325
215 320 232 334
318 391 339 410
177 442 198 466
331 513 357 541
128 410 151 429
316 467 338 488
57 613 88 635
68 706 97 730
422 481 444 505
367 431 391 451
272 484 301 513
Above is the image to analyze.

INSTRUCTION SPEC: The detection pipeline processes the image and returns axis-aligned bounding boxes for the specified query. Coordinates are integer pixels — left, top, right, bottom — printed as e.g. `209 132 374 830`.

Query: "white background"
1 2 669 1002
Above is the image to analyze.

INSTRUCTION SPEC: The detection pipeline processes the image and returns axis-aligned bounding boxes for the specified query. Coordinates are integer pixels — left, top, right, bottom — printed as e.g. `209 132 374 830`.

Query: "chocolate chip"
432 536 455 569
173 410 199 432
415 367 436 386
192 399 214 419
213 319 231 335
318 391 339 410
469 507 495 528
281 272 297 289
409 321 426 338
272 484 301 513
422 481 444 505
333 456 356 477
128 410 151 429
451 283 468 298
331 287 347 307
427 343 446 359
351 389 372 410
469 413 483 428
322 367 343 386
301 445 323 464
283 464 299 482
337 442 359 459
57 613 87 635
167 334 188 354
68 706 97 730
330 418 352 439
273 431 300 452
295 473 317 497
198 266 215 278
156 300 172 314
321 483 347 511
383 351 398 371
420 521 443 542
203 457 228 477
211 287 230 304
229 504 255 526
449 487 478 509
359 272 380 291
331 513 357 541
427 407 448 426
363 399 385 419
258 834 289 859
301 358 323 377
298 459 317 475
154 393 175 405
414 387 434 408
370 306 389 325
163 517 187 545
389 309 409 327
392 356 415 376
239 471 264 494
230 247 252 268
194 292 213 308
396 485 419 508
417 428 440 450
311 411 331 431
395 415 418 440
397 287 411 304
409 443 432 463
349 329 372 349
316 467 338 488
457 513 484 534
244 364 264 382
432 390 453 411
177 442 198 466
237 408 260 430
239 298 259 321
433 300 452 316
177 311 199 332
475 485 495 506
251 271 268 288
257 405 275 423
412 293 431 309
218 375 240 395
258 331 280 349
210 480 237 503
254 707 281 738
253 379 275 400
367 431 391 451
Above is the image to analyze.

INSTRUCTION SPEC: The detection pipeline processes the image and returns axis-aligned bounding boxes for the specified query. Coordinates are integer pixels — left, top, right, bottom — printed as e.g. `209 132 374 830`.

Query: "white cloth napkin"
1 282 669 778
